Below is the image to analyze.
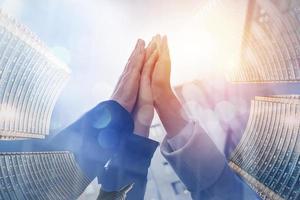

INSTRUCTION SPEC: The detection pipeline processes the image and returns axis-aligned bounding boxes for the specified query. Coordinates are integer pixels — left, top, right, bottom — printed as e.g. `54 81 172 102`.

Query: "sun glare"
165 1 248 85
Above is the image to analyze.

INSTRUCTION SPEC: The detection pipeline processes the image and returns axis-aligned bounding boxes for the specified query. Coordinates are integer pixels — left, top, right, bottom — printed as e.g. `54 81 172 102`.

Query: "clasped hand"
111 35 187 139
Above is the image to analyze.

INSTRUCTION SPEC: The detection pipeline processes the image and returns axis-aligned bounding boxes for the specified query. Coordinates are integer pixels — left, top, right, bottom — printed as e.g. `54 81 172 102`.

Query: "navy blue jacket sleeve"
98 134 158 200
0 100 158 199
50 100 159 199
47 100 135 177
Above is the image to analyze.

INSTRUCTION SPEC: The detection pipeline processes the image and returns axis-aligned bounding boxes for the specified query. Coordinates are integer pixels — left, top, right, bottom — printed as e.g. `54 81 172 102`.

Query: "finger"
154 34 162 53
145 38 157 61
126 39 145 73
142 49 159 79
129 39 145 60
125 39 144 71
161 35 170 58
154 35 171 82
159 35 171 69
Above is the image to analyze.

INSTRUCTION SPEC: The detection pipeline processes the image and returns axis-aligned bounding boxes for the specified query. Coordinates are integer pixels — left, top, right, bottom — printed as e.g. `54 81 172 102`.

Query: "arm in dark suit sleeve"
54 99 159 200
0 100 157 200
98 134 158 200
3 100 158 199
47 100 135 179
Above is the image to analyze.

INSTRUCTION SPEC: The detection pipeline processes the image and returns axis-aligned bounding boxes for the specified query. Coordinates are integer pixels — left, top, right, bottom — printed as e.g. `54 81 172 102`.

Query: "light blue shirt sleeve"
162 121 260 200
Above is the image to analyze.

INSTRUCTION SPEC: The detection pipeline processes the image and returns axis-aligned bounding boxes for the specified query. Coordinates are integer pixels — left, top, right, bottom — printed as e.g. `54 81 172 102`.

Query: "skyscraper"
0 10 70 140
0 10 90 200
229 96 300 200
228 0 300 82
227 1 300 199
0 151 90 200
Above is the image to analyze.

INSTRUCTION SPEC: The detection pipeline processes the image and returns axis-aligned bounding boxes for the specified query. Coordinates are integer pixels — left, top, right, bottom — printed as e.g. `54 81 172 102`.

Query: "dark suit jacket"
51 100 159 200
0 100 158 200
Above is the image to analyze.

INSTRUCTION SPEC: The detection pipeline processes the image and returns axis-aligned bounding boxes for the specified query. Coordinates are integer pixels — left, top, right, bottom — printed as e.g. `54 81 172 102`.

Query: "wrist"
152 89 189 138
110 97 132 113
133 116 153 138
133 125 150 138
152 85 174 106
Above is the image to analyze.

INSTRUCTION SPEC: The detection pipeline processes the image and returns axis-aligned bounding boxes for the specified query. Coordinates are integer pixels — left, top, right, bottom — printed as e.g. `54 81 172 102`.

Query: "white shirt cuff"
167 121 195 151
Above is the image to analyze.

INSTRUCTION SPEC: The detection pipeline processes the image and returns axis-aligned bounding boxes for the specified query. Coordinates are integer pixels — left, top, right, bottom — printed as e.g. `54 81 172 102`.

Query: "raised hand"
151 35 189 138
132 37 159 137
111 39 145 113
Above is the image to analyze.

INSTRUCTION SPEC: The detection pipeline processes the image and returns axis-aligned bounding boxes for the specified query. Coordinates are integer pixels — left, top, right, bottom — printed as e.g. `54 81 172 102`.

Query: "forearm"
48 100 134 178
161 122 258 200
154 88 188 138
195 165 259 200
99 134 159 200
99 163 148 200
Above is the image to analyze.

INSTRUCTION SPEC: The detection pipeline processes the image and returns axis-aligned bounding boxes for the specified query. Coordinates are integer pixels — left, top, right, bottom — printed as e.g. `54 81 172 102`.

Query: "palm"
132 37 159 137
111 40 145 112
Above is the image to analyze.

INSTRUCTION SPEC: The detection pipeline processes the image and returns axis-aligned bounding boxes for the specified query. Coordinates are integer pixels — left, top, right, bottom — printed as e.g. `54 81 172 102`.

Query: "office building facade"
228 0 300 82
229 96 300 200
0 11 70 139
0 151 90 200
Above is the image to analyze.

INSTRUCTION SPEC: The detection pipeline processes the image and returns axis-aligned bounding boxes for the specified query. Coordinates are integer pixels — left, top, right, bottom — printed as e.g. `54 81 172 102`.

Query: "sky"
0 0 250 131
